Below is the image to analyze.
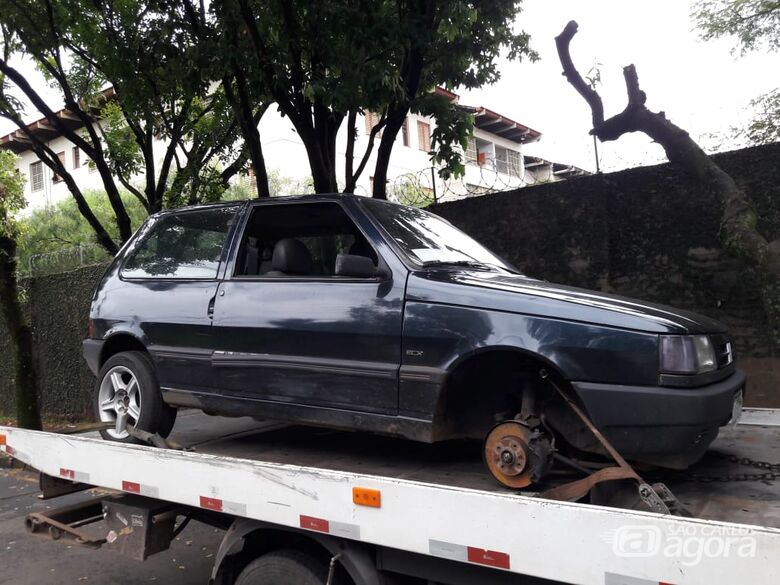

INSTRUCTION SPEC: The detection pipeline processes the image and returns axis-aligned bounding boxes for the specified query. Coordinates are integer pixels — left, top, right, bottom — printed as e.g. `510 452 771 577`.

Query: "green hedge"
0 263 109 419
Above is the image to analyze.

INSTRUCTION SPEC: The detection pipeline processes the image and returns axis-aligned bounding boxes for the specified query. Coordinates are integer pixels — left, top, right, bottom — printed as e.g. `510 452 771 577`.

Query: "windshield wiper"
421 260 495 270
421 260 523 274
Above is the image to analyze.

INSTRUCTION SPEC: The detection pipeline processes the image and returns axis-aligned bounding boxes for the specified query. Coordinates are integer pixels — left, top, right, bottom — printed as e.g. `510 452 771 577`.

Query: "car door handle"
208 295 216 318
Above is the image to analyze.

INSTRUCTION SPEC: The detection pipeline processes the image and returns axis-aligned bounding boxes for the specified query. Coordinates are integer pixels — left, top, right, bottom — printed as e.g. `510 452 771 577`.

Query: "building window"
247 166 258 195
72 146 80 169
494 146 523 178
401 118 409 147
52 151 66 183
364 112 383 137
465 138 477 163
507 149 522 177
30 161 44 192
417 121 431 152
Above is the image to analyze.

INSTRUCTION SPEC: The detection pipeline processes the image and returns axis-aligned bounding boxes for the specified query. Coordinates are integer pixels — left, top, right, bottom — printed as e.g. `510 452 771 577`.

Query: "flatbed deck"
3 408 780 584
76 408 780 529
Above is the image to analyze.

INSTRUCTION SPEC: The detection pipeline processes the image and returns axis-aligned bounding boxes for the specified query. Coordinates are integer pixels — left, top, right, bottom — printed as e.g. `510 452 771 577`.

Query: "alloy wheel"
98 365 142 439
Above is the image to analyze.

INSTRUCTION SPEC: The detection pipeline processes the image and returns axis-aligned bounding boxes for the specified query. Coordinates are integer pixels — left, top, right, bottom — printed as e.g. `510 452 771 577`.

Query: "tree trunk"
224 78 270 197
296 120 338 193
344 110 357 192
0 235 42 430
372 108 408 199
305 144 335 193
556 20 780 346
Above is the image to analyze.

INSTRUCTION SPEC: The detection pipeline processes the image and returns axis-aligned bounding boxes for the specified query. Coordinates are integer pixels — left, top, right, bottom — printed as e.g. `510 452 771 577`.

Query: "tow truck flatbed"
2 409 780 585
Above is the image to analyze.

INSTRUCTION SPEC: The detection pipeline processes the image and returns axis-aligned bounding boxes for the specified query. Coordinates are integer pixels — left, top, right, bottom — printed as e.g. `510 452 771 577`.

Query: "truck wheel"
94 351 170 443
235 549 343 585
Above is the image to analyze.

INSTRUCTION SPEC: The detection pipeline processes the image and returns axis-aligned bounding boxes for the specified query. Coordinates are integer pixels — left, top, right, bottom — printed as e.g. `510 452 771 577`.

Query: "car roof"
153 193 378 217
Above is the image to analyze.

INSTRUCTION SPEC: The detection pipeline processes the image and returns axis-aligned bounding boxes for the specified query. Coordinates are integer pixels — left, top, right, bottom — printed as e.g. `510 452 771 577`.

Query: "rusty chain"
677 454 780 483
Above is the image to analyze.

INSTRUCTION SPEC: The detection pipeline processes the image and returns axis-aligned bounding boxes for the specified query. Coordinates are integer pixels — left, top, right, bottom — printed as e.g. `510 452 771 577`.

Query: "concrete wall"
431 142 780 407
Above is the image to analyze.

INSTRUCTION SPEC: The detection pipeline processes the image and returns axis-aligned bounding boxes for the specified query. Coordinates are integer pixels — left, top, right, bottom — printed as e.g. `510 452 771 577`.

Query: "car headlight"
659 335 717 374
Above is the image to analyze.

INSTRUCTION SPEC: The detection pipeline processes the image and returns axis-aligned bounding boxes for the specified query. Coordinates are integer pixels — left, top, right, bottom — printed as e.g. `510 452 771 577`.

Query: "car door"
210 199 405 414
114 204 241 395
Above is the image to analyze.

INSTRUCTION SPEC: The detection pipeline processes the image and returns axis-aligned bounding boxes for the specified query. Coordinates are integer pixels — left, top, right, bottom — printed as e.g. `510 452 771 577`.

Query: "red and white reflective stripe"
199 496 246 516
605 574 675 585
1 443 31 465
59 467 90 483
429 539 511 570
122 480 159 498
299 514 360 539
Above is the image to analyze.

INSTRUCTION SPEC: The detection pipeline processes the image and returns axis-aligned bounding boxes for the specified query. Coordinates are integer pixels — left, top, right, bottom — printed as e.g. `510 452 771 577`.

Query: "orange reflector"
353 486 381 508
0 434 5 446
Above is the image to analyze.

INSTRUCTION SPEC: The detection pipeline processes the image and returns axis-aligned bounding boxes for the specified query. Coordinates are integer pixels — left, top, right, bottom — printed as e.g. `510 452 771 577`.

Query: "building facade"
0 87 587 213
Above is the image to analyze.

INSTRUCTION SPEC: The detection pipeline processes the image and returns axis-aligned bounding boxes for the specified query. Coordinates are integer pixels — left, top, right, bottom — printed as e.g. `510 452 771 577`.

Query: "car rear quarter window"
121 207 237 279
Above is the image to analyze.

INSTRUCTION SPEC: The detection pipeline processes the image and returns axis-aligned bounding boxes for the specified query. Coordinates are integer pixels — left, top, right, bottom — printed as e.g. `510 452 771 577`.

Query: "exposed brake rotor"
484 420 553 488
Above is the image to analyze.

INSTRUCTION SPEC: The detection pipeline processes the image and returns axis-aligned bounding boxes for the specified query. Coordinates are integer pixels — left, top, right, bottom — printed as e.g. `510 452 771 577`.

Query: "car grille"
711 334 734 369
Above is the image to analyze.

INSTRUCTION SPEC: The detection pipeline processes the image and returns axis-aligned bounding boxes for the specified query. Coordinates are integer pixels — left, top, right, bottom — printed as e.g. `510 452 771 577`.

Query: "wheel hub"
494 437 528 476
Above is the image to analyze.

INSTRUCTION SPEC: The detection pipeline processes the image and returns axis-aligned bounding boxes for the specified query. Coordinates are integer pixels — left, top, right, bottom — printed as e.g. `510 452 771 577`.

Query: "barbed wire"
23 243 111 277
388 158 561 207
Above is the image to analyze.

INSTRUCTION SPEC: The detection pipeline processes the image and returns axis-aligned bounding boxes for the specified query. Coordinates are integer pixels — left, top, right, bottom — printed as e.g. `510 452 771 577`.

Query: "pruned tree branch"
555 21 605 129
555 19 780 347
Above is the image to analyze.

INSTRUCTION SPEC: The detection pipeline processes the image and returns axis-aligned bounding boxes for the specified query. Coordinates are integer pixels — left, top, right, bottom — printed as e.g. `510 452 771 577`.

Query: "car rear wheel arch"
99 333 148 369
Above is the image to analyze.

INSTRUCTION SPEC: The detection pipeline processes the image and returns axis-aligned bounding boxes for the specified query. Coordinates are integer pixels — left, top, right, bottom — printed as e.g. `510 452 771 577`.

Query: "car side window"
122 206 237 279
235 202 378 278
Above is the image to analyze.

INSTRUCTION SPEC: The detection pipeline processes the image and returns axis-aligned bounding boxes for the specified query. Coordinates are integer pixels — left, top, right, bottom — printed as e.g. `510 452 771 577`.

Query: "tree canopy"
0 150 24 236
693 0 780 144
0 0 253 253
1 0 536 251
214 0 536 197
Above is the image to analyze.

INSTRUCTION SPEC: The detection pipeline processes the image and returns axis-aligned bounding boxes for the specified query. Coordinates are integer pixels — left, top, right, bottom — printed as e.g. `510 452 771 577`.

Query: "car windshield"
362 199 516 272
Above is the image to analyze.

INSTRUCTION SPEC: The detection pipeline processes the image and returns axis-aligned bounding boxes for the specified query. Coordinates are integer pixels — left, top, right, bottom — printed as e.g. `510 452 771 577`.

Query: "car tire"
94 351 170 443
234 549 343 585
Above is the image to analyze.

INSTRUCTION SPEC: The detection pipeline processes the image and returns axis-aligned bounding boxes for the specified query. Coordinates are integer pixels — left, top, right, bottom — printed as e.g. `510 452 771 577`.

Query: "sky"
461 0 780 172
2 0 778 174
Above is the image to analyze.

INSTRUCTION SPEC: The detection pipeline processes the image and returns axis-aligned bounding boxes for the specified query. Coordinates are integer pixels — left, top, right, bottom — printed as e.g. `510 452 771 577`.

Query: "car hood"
406 269 728 334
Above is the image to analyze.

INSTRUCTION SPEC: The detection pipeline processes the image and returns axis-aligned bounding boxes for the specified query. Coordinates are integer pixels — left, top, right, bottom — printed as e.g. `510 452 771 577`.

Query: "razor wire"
25 243 112 277
388 159 559 208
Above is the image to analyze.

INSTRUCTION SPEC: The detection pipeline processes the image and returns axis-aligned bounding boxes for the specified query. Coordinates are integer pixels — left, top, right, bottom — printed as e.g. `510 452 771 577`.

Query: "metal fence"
24 243 112 277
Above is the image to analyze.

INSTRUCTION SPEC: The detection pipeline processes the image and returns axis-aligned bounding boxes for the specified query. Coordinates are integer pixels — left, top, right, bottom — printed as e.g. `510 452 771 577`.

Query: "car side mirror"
335 254 383 278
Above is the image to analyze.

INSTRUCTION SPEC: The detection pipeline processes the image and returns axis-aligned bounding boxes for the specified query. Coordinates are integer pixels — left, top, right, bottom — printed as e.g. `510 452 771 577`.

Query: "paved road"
0 464 223 585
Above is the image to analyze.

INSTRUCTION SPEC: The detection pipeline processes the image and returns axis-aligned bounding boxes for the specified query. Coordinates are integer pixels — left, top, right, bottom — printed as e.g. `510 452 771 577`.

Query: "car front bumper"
572 369 745 469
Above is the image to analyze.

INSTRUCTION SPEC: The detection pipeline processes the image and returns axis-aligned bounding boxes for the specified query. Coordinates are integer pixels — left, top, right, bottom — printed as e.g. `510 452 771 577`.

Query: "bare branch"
623 65 646 107
555 21 605 128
